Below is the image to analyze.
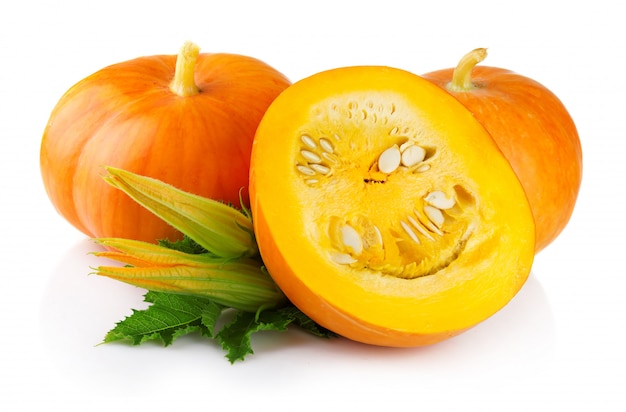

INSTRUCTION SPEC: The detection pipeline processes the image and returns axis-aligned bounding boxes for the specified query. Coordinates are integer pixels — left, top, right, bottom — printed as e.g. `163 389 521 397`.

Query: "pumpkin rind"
40 51 290 243
250 66 535 346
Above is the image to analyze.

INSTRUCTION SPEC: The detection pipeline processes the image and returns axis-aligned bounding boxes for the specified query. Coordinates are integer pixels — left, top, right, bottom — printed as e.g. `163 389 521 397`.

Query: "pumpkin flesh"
250 66 535 346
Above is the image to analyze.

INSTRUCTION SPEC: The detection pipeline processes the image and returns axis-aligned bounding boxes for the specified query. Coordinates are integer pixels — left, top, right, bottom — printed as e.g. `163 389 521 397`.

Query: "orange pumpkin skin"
422 65 582 253
41 51 290 243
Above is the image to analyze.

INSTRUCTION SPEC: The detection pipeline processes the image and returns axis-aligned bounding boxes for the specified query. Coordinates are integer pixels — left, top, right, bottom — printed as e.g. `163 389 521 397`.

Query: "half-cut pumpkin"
250 66 535 346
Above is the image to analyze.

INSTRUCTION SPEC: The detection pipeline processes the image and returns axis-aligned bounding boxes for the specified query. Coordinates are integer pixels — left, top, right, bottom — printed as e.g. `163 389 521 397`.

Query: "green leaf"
272 306 337 338
216 306 337 363
216 311 291 363
103 291 222 346
102 290 336 362
200 300 224 337
158 235 208 255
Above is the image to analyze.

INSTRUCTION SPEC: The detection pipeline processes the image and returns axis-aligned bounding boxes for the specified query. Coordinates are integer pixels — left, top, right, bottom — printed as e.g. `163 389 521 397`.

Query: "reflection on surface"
39 238 555 392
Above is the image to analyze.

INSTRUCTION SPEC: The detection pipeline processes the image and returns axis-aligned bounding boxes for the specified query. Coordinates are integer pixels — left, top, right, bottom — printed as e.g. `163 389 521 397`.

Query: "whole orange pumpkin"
422 48 582 252
40 42 290 243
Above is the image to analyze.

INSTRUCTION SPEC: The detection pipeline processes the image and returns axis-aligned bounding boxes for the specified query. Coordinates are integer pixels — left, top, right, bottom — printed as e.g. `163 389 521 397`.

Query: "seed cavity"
378 144 401 174
301 104 480 278
424 191 456 210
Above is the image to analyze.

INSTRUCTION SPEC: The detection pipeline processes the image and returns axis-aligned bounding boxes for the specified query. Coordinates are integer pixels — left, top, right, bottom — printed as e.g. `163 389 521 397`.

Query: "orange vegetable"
250 66 535 346
422 48 582 252
40 41 290 243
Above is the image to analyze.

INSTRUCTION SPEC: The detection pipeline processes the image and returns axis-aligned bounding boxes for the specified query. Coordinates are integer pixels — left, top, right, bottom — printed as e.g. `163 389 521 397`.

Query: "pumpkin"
422 48 582 253
40 42 291 243
249 66 535 346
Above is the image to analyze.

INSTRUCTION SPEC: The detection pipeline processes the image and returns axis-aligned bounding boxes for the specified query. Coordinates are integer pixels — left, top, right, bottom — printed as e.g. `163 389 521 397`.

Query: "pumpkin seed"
370 225 383 247
415 208 444 235
330 252 358 265
400 220 420 244
424 191 456 210
319 138 335 153
322 152 339 164
301 134 317 149
378 144 401 174
340 224 363 255
296 164 316 176
301 150 322 163
401 145 426 167
424 205 445 228
408 215 435 241
310 164 331 175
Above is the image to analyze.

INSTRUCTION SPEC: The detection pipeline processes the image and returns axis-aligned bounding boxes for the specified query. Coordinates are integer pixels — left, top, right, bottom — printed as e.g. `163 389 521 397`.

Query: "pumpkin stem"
170 41 201 96
448 48 488 92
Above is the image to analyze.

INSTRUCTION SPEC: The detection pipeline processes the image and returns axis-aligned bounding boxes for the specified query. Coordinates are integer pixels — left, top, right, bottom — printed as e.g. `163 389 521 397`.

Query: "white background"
1 1 624 410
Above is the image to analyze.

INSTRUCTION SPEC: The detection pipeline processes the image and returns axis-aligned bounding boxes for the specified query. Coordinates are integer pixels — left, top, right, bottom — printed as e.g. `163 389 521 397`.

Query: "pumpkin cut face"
250 66 535 346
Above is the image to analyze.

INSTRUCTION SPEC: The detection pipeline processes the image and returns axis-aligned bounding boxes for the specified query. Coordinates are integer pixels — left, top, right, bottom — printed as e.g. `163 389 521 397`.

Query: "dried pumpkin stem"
170 41 201 97
448 48 488 92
